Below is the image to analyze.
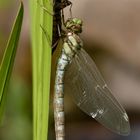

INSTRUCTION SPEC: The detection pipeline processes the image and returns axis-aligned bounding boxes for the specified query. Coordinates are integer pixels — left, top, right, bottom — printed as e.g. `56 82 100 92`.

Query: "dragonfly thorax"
63 32 83 58
65 18 83 34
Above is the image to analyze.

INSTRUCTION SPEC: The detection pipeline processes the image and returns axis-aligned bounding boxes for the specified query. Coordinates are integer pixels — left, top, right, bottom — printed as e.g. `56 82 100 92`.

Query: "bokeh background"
0 0 140 140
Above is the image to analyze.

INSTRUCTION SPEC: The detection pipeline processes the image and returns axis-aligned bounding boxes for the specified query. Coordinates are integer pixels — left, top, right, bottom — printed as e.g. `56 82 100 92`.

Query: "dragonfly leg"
40 24 61 53
61 9 65 25
57 24 62 37
51 24 62 52
37 0 54 16
52 39 59 52
69 2 73 18
40 24 51 46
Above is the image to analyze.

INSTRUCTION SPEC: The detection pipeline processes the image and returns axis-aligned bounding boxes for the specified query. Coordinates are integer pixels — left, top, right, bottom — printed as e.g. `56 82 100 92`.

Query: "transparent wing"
64 48 130 135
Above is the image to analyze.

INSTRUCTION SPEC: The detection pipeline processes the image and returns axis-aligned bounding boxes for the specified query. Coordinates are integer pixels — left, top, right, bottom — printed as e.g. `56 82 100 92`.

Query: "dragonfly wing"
64 48 130 135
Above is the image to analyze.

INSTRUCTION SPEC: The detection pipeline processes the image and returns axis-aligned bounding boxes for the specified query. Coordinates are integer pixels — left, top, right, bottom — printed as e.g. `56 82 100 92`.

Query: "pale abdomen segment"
54 51 69 140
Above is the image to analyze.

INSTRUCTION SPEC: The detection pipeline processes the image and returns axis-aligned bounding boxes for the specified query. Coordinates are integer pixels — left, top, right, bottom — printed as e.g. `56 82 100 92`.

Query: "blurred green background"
0 1 32 140
1 0 140 140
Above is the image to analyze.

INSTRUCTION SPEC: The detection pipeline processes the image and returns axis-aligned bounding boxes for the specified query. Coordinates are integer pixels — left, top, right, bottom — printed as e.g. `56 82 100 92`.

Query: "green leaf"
0 2 24 123
29 0 53 140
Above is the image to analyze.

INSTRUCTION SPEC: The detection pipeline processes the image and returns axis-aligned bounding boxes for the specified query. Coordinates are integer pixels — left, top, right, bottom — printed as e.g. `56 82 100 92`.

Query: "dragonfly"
54 18 130 140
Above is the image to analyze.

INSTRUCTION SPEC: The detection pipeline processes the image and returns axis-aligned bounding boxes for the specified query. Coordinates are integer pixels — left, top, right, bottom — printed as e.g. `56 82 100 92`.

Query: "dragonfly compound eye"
65 18 83 33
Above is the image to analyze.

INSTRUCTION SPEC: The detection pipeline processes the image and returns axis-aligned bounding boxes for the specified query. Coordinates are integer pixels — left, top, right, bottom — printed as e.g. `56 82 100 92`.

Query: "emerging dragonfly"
52 0 72 53
54 18 130 140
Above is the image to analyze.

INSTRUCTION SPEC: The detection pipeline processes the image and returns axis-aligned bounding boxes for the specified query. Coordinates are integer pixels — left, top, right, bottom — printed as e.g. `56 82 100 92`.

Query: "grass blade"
0 2 24 122
29 0 53 140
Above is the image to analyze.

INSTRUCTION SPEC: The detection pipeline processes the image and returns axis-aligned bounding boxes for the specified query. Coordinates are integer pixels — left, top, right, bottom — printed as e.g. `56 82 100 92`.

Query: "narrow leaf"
29 0 53 140
0 2 24 122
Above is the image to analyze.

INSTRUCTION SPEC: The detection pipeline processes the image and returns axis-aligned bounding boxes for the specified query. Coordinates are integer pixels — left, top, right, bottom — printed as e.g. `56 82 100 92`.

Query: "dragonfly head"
65 18 83 34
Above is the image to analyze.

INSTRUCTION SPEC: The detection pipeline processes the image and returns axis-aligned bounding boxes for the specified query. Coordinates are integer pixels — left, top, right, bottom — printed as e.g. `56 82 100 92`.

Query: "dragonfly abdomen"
54 51 69 140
